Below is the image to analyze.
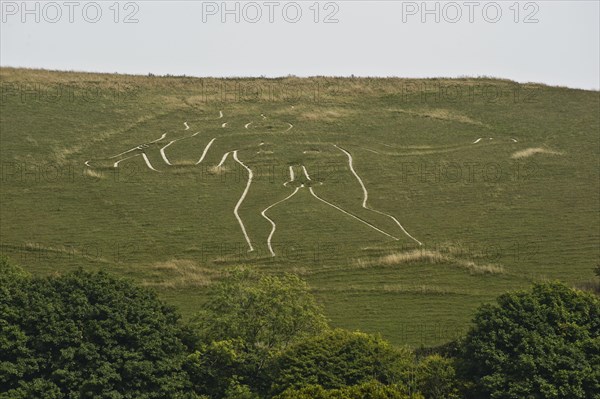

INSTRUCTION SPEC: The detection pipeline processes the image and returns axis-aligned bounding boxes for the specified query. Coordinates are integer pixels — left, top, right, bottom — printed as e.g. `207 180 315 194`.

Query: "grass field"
1 67 598 346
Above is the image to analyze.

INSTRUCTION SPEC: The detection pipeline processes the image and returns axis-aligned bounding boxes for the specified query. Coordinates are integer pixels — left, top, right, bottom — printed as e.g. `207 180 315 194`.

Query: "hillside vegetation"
1 67 598 346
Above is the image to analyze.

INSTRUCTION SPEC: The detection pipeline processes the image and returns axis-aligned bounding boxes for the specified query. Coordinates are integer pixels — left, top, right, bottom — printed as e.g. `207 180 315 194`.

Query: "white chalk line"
150 133 167 143
160 141 175 165
159 131 201 165
196 138 216 165
113 153 140 168
284 123 293 132
333 145 368 207
109 144 146 159
309 187 399 240
233 151 254 252
302 165 323 185
334 144 422 246
301 165 311 180
109 133 167 159
217 151 231 167
261 187 301 257
141 153 160 172
284 166 295 187
110 132 168 170
474 137 516 143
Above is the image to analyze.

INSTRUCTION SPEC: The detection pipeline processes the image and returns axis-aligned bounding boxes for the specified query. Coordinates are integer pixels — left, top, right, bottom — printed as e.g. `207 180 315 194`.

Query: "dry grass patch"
208 165 229 175
574 279 600 295
155 95 188 108
142 259 221 288
21 242 109 263
459 261 505 275
511 147 563 159
356 249 504 275
381 250 448 265
83 168 105 179
392 108 488 127
298 108 352 122
183 96 210 109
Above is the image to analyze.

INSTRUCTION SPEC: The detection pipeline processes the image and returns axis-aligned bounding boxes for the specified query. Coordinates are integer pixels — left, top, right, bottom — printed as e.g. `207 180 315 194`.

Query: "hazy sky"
1 1 598 90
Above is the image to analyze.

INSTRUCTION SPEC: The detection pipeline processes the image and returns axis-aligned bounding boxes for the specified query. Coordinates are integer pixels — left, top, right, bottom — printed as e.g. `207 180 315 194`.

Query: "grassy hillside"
1 67 598 346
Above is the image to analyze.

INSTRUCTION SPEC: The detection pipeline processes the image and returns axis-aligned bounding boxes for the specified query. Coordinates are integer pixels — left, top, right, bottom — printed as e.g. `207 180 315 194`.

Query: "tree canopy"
189 267 328 397
273 380 422 399
3 258 599 399
269 329 415 395
460 282 600 399
194 268 327 350
0 266 194 399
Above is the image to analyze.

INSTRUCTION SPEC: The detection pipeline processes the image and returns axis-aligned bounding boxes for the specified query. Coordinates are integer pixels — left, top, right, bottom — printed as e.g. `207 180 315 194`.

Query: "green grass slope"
1 68 598 346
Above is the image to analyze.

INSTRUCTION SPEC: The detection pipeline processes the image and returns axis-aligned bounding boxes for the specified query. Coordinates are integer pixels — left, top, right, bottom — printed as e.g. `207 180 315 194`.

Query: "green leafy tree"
416 355 460 399
459 282 600 399
274 380 423 399
269 329 415 395
185 339 251 398
195 268 327 350
0 267 196 399
223 379 259 399
0 256 29 280
190 267 328 396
